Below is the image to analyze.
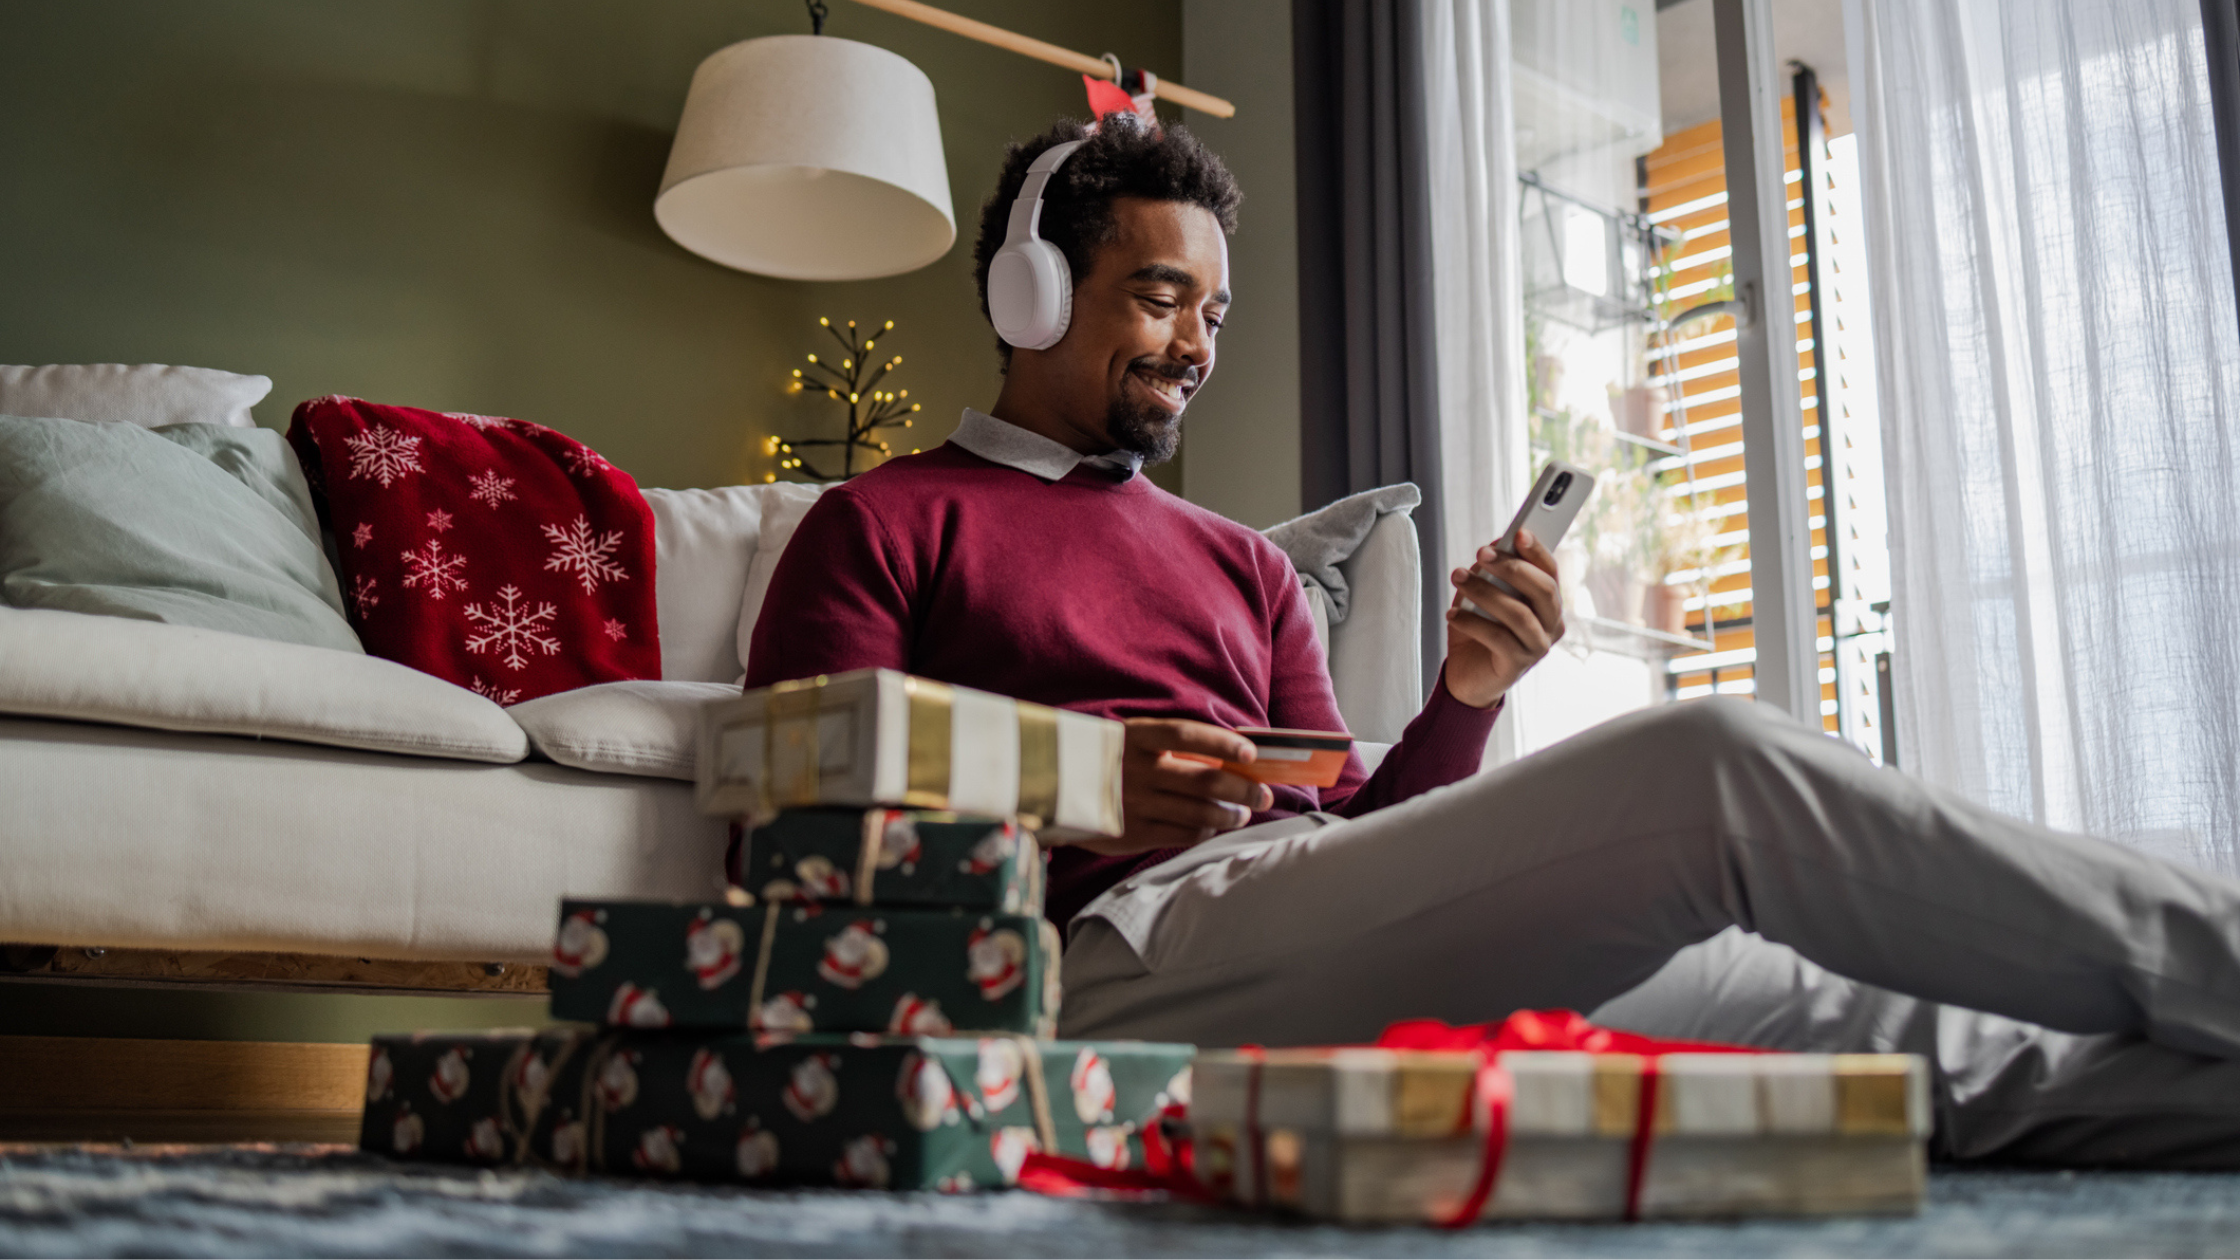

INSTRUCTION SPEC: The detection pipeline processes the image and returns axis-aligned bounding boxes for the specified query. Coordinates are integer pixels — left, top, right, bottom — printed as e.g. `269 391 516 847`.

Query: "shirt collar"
948 408 1143 483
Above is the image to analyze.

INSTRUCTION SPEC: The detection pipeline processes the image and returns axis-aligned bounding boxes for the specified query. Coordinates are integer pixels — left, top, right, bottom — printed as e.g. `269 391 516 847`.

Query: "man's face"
1029 196 1229 464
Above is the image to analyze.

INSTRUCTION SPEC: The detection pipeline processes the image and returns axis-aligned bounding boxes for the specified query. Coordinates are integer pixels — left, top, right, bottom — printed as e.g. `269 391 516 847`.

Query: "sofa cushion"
644 486 765 683
0 415 362 653
0 605 528 762
0 363 271 429
0 715 722 961
736 481 827 676
508 679 739 780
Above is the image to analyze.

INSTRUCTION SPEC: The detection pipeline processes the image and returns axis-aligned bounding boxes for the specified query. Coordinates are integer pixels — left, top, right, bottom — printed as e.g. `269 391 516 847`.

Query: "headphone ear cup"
989 240 1073 351
1038 242 1073 350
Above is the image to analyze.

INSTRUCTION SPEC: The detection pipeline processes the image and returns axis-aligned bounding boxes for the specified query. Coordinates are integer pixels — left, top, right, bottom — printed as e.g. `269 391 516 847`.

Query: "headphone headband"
1004 139 1087 247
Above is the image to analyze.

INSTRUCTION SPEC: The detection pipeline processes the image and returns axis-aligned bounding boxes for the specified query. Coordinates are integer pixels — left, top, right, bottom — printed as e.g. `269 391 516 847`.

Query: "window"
1643 85 1892 760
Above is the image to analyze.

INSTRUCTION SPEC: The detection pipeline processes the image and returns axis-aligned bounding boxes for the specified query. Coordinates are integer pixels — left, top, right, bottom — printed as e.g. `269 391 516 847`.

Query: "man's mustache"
1129 359 1201 388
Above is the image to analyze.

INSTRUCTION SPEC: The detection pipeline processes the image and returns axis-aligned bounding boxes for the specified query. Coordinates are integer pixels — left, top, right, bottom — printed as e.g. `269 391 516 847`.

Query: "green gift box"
360 1028 1196 1192
732 808 1044 916
358 1027 573 1165
549 899 1063 1038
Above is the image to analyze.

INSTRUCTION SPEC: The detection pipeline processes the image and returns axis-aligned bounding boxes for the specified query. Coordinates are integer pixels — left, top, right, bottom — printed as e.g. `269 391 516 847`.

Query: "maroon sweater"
743 443 1501 926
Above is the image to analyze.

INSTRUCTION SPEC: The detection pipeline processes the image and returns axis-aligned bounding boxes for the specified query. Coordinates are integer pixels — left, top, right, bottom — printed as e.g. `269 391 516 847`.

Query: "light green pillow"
0 414 363 653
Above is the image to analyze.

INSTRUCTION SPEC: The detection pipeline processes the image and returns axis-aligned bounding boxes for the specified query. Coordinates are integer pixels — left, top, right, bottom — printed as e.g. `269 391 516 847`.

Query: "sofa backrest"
1327 510 1423 743
642 486 777 684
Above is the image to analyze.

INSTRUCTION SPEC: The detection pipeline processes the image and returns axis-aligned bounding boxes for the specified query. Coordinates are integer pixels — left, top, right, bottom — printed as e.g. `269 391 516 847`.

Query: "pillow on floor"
287 396 660 703
0 414 361 652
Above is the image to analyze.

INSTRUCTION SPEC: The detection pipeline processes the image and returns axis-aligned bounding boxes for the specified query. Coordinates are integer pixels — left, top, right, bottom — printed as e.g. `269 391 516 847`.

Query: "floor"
3 1144 2240 1258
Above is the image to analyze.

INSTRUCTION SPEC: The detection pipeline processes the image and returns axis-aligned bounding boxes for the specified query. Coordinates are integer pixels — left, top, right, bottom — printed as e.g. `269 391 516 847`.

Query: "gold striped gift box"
696 669 1125 840
1190 1047 1931 1223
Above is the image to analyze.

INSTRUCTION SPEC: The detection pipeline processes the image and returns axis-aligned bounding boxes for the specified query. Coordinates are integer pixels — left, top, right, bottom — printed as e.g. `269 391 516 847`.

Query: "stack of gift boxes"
358 669 1195 1191
358 667 1934 1217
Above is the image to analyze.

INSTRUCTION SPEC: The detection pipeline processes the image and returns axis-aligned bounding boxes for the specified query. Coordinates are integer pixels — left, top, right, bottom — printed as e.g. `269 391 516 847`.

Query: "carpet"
4 1144 2239 1258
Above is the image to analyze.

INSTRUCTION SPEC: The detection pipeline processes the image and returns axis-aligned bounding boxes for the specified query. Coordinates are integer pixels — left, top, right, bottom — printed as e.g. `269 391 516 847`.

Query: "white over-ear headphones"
987 139 1087 351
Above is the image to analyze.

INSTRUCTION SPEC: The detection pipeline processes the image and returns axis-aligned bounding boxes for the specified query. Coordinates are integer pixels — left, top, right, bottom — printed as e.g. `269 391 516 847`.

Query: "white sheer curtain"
1419 0 1532 766
1847 0 2240 872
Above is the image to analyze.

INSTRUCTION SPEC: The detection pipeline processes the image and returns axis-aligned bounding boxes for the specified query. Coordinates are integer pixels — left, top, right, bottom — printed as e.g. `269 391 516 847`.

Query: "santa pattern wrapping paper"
730 809 1045 916
360 1028 1195 1192
548 899 1062 1039
286 396 659 703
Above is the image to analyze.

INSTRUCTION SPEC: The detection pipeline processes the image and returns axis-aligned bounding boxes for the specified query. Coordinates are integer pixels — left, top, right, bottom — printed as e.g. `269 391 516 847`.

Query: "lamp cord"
807 0 829 35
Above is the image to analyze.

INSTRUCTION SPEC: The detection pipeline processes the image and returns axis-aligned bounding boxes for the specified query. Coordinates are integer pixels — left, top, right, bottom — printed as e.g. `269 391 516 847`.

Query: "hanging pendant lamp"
654 33 955 281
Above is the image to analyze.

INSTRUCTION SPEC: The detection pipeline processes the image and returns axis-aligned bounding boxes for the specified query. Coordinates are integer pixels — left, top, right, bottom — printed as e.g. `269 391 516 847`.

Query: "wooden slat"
0 944 549 996
0 1035 371 1144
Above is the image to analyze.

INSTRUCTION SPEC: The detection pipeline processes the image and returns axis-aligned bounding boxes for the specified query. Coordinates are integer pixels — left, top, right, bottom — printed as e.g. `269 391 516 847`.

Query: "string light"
769 314 918 482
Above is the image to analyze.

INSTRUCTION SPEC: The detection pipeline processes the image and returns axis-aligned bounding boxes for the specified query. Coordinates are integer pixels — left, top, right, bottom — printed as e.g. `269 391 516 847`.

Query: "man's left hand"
1443 528 1564 709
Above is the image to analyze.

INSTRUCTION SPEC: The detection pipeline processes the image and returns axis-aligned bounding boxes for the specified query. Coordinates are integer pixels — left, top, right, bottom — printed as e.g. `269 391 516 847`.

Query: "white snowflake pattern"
465 585 562 671
470 677 522 705
446 412 514 432
562 444 612 478
468 469 517 508
343 425 426 488
541 515 628 594
426 508 455 534
602 618 627 642
351 575 379 619
400 539 468 601
352 521 374 549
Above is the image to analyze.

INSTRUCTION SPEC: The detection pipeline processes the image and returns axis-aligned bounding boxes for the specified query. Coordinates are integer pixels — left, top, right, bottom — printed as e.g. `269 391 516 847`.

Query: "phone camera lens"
1544 471 1573 506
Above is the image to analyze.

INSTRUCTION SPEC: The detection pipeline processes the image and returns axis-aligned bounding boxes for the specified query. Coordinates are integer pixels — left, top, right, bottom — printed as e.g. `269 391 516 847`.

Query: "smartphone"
1463 460 1595 620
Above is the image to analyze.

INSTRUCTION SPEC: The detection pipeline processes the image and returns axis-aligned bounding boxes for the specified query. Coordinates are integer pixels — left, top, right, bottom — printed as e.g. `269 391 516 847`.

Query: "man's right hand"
1070 718 1277 857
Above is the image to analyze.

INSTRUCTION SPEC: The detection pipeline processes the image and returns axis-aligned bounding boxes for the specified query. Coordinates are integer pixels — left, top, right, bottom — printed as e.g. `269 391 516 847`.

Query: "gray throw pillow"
0 414 362 653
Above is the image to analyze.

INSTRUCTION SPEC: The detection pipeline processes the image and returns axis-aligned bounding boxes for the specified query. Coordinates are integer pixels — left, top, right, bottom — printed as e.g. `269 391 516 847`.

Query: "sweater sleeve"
742 488 915 688
1319 662 1503 818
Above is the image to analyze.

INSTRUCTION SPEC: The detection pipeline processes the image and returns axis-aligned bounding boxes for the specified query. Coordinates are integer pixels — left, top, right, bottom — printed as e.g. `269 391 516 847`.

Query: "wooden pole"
846 0 1238 118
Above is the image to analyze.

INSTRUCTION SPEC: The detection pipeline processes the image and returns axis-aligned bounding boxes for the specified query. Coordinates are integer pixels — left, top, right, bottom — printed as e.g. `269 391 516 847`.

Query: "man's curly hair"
972 116 1242 367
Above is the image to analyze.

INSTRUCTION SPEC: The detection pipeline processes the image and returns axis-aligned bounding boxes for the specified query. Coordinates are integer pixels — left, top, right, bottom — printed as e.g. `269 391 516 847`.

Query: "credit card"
1173 726 1353 788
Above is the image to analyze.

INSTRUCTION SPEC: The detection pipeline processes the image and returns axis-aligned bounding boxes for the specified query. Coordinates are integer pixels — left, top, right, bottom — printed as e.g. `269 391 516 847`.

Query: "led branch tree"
767 317 922 481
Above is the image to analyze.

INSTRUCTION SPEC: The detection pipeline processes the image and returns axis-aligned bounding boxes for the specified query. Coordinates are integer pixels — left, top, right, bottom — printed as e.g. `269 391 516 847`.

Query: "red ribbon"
1375 1010 1761 1227
1015 1101 1217 1201
1013 1010 1759 1223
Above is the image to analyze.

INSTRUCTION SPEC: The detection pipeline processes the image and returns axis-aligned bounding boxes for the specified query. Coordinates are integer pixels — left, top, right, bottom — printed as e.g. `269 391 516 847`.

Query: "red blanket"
287 397 660 703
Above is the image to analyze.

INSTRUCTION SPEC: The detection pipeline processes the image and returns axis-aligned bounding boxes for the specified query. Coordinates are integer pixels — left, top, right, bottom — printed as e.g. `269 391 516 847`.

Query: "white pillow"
735 481 829 677
0 605 527 762
0 364 272 429
507 679 740 779
644 486 767 683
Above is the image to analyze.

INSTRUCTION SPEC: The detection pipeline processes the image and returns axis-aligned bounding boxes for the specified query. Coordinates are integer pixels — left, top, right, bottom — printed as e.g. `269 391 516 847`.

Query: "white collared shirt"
946 408 1143 483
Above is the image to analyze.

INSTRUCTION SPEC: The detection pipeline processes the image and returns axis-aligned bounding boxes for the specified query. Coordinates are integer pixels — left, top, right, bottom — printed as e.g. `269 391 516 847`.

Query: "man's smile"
1126 361 1199 414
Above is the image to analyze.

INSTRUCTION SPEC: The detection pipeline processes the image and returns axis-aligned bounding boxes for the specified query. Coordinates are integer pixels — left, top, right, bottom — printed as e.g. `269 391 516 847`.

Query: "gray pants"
1058 698 2240 1166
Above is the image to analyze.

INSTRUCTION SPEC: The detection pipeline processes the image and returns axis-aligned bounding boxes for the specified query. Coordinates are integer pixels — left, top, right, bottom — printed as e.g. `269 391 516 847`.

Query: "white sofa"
0 481 1423 969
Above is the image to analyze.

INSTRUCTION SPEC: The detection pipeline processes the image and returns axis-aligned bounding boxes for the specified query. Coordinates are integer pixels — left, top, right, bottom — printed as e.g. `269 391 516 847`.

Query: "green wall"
0 0 1185 493
0 0 1201 1042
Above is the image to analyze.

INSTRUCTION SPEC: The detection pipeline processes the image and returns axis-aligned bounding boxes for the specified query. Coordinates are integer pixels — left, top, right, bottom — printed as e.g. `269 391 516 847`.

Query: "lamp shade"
655 35 955 282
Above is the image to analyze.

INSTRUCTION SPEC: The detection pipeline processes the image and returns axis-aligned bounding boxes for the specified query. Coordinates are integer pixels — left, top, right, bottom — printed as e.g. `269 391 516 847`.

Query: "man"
748 118 2240 1165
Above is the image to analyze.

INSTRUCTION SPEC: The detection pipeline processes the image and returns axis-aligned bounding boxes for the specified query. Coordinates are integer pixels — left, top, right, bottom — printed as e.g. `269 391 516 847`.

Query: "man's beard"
1107 359 1195 465
1107 397 1181 465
